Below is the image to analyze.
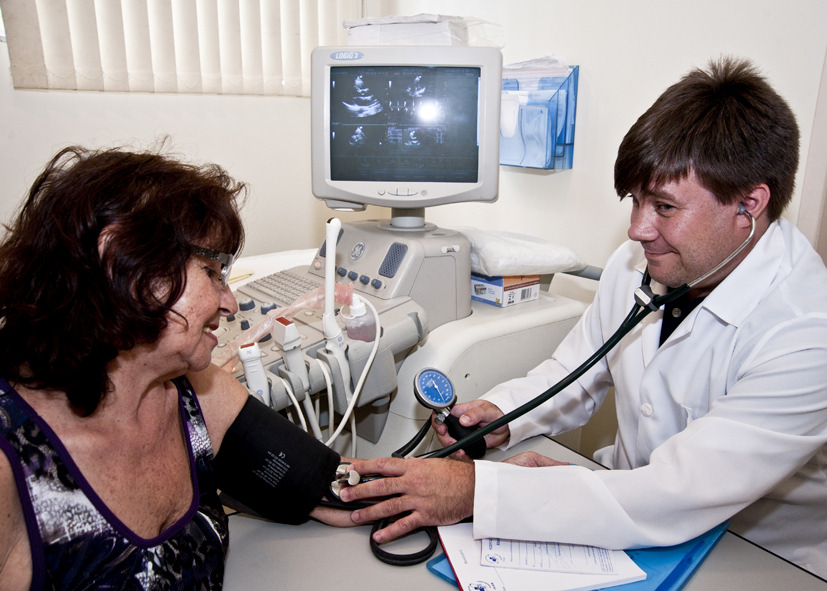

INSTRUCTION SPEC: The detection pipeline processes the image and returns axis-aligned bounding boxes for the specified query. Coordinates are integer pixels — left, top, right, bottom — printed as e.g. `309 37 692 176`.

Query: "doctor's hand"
433 400 510 458
339 456 474 544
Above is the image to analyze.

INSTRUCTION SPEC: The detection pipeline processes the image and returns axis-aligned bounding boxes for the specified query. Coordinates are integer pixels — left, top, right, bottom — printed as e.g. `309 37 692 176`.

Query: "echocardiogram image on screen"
329 65 480 184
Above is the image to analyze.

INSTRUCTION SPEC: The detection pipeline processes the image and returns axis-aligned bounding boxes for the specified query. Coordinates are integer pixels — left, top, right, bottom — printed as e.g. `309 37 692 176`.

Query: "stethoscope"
330 206 756 565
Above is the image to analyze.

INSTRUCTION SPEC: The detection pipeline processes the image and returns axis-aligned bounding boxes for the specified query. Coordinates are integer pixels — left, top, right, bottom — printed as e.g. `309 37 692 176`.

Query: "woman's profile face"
153 252 239 376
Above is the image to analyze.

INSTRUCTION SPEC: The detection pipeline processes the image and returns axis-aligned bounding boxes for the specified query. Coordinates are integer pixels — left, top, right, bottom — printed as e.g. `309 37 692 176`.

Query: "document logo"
482 553 504 565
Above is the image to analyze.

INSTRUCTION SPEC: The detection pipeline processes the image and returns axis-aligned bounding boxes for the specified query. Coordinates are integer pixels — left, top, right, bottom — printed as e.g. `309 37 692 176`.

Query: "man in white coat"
340 57 827 578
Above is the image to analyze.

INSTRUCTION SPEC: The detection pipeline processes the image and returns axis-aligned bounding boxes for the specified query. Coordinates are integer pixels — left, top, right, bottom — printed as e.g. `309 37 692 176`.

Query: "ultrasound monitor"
311 46 502 227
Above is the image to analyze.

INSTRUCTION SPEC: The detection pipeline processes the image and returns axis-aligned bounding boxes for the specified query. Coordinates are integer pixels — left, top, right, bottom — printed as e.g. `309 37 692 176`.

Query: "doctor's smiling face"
626 171 754 298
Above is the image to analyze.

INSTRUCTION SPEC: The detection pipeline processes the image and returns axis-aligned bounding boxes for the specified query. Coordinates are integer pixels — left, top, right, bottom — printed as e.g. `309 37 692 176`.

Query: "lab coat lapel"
701 221 783 327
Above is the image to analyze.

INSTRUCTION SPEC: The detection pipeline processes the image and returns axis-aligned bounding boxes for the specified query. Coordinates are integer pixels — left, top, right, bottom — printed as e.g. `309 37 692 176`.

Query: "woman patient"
0 146 351 590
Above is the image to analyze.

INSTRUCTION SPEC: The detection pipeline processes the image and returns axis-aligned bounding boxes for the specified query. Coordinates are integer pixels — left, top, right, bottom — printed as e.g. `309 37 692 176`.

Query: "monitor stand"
384 207 432 231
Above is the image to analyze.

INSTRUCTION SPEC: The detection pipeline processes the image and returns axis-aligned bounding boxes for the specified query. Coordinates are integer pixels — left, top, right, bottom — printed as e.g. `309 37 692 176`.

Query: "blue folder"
426 522 729 591
612 522 729 591
426 552 458 586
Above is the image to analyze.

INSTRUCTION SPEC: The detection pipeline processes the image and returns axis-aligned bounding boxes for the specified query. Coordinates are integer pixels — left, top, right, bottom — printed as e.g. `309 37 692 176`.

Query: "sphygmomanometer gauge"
413 368 456 425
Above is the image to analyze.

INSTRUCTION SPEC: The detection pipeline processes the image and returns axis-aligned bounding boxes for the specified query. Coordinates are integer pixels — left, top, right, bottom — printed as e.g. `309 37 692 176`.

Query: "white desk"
223 436 827 590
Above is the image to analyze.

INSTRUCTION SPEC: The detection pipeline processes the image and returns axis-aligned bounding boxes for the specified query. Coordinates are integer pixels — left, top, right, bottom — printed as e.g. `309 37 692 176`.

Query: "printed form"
438 523 646 591
482 537 619 574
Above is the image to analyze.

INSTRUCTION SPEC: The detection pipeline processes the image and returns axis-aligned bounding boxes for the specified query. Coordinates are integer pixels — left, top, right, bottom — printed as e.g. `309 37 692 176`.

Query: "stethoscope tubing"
425 286 672 459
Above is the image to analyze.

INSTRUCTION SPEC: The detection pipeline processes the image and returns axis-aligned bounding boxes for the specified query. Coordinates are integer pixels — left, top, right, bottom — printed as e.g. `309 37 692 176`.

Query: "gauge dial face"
414 368 456 410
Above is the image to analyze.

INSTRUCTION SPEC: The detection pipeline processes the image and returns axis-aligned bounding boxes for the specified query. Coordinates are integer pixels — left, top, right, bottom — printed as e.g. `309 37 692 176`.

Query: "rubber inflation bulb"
444 414 486 459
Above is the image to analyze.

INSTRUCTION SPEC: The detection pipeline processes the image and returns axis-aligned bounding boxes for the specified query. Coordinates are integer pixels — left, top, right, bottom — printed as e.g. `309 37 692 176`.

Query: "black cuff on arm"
212 395 340 524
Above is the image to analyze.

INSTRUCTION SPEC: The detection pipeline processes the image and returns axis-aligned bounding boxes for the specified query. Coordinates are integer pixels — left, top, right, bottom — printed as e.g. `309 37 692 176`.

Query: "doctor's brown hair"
614 56 799 221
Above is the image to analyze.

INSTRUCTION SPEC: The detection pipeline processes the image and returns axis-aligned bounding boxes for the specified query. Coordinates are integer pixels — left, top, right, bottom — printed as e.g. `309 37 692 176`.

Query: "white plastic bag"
458 227 584 277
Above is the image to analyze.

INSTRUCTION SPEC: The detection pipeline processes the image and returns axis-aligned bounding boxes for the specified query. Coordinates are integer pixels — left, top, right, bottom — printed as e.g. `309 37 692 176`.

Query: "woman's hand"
309 504 361 527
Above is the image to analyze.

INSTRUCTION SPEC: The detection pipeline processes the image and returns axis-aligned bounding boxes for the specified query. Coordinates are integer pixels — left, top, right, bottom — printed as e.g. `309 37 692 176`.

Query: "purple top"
0 376 229 590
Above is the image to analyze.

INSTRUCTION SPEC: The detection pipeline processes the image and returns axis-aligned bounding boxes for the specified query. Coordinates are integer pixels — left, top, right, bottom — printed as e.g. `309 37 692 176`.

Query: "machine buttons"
371 279 382 289
388 188 419 197
348 271 358 281
239 298 256 311
359 275 370 285
261 302 278 315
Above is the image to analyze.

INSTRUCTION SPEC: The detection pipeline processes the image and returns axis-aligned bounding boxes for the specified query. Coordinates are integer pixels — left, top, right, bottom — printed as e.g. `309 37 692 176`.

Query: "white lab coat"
473 219 827 577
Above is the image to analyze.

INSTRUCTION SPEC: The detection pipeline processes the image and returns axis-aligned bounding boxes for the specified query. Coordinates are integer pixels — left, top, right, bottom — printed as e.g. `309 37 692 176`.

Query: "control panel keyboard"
237 268 323 307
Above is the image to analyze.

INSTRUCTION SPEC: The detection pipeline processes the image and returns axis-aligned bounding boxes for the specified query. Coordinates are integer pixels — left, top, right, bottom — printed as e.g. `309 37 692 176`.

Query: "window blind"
0 0 361 96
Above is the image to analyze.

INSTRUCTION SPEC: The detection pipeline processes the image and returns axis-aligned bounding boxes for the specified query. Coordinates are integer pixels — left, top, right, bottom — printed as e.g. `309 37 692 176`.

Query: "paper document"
482 537 622 574
439 523 646 591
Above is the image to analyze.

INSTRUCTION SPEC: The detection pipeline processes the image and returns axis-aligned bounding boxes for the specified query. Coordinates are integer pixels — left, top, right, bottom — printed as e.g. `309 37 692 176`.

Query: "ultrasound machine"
213 45 587 459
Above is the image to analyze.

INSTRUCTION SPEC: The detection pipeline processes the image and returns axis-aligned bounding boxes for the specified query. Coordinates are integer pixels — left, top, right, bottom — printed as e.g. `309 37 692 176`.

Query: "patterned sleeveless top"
0 376 229 590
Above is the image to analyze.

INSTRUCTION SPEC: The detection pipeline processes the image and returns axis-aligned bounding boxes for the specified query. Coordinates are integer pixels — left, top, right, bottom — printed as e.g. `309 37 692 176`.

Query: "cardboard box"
471 274 540 308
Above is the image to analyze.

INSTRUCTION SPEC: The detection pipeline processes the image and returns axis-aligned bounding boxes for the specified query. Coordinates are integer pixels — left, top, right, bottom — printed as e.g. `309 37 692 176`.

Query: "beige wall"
384 0 827 299
1 0 826 304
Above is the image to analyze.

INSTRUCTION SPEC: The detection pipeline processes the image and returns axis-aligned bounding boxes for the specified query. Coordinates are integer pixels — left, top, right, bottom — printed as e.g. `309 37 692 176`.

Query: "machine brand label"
330 51 364 61
350 242 365 260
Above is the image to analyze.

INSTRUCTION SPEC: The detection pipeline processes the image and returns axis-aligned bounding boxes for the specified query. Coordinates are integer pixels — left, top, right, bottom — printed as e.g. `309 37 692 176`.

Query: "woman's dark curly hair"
0 145 246 415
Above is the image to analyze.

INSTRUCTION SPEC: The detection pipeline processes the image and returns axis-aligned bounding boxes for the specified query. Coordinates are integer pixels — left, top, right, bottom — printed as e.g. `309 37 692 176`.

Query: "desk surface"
223 437 827 590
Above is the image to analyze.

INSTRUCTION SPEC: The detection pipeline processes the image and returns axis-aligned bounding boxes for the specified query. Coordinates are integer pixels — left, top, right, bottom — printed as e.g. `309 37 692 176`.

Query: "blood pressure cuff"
212 395 340 525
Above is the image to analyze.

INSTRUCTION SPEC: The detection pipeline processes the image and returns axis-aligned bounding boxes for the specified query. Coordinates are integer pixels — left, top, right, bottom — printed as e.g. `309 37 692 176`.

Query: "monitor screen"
311 46 502 214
